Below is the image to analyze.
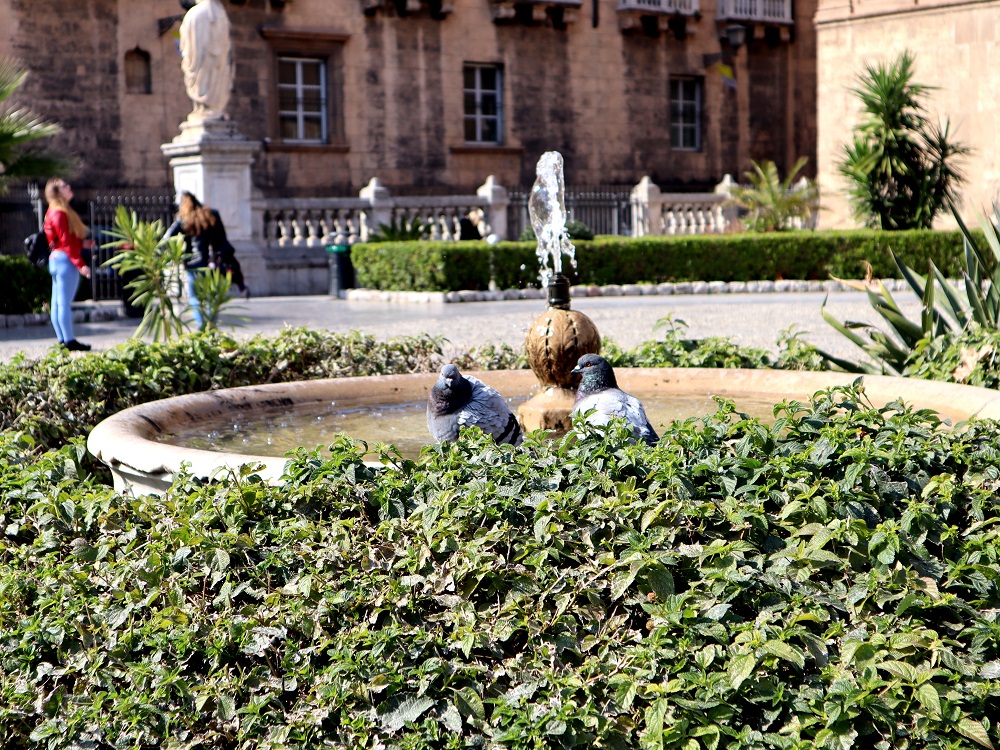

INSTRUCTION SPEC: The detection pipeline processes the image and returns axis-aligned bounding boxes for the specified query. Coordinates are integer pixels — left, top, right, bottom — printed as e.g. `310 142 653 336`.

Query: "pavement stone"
0 290 924 366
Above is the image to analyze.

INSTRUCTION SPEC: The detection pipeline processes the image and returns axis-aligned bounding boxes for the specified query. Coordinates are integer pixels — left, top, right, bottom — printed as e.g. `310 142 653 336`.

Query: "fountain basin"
87 368 1000 496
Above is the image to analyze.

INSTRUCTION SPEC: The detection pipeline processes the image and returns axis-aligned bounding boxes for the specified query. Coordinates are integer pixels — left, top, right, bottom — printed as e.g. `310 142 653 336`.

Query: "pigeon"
427 364 523 446
571 353 659 446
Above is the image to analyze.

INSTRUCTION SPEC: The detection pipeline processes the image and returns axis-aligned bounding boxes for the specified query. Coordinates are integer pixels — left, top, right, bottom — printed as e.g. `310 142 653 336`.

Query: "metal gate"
506 187 633 240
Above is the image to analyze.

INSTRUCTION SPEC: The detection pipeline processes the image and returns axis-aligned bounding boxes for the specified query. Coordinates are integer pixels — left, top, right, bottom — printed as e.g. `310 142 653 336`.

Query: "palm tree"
726 157 819 232
838 51 969 230
0 58 75 194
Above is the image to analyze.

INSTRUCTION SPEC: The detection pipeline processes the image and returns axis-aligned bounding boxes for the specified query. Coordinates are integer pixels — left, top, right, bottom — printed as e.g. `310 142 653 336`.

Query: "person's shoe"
65 339 92 352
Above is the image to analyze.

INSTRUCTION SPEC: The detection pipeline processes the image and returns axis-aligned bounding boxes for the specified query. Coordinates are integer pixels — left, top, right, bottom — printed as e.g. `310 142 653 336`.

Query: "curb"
343 278 915 304
0 303 125 330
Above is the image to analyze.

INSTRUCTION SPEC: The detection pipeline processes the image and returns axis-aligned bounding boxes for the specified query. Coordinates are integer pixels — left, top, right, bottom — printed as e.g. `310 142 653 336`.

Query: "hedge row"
350 229 982 292
0 254 49 314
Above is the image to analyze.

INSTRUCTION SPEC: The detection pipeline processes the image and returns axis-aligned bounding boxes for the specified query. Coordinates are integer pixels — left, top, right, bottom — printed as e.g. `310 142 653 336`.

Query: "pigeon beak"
570 365 582 375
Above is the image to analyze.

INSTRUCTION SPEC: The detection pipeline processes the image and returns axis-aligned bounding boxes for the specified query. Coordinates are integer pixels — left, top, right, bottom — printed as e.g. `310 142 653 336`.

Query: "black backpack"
24 230 50 268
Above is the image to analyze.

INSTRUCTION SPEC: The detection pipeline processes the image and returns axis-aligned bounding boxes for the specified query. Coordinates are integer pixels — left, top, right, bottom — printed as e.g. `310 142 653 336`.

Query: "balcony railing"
716 0 792 24
617 0 700 15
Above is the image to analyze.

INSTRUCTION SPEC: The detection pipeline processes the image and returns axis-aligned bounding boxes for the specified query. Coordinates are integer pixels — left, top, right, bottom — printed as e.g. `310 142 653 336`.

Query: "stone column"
161 121 260 241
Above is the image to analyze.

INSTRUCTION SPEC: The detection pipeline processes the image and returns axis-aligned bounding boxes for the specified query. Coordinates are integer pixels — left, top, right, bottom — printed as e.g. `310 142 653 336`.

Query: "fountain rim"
87 368 1000 495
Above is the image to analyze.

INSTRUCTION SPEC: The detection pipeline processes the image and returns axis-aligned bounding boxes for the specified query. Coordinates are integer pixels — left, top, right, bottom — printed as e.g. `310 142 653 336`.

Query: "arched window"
125 48 152 94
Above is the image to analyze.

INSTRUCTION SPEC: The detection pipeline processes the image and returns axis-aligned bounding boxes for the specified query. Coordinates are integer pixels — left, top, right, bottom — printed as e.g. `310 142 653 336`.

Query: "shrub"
2 383 1000 749
350 231 977 292
0 58 76 192
0 253 49 314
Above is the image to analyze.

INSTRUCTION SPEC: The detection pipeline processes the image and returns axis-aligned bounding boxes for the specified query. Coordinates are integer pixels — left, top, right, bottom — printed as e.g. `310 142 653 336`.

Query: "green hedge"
350 229 981 292
3 384 1000 749
0 254 49 314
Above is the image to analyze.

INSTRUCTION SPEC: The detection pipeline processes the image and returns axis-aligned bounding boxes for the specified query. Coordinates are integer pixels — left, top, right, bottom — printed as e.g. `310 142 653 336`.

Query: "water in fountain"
528 151 576 288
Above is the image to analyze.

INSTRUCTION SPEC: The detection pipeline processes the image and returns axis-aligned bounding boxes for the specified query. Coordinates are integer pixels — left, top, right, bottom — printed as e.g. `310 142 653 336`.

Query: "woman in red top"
43 179 93 351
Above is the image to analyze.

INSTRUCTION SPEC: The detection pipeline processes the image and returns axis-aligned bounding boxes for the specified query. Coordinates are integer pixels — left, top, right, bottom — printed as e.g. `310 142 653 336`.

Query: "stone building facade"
815 0 1000 228
2 0 816 197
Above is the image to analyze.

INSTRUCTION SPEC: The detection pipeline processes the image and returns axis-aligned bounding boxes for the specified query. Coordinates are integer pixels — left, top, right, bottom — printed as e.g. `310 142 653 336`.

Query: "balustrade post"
714 174 739 230
250 199 267 243
477 175 509 240
359 177 393 241
631 176 660 237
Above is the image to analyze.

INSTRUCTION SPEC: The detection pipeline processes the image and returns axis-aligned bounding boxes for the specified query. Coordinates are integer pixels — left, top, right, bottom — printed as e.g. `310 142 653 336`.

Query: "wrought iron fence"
507 187 633 239
86 188 176 302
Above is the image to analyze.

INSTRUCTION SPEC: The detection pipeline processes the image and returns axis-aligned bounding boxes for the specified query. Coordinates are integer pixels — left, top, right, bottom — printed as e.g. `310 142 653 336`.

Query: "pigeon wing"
458 376 522 445
574 389 658 445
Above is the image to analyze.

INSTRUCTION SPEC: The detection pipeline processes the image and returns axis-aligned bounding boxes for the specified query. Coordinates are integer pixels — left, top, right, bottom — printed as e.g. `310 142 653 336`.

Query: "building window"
124 48 152 94
278 57 328 143
463 64 503 145
670 77 702 151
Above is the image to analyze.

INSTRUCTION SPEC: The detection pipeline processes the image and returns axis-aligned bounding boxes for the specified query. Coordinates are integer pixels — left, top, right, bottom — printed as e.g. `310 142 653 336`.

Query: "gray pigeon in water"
571 353 658 446
427 364 523 446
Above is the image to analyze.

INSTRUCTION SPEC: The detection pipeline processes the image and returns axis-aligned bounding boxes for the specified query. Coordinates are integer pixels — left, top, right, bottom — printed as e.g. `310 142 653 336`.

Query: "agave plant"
192 267 249 332
102 206 188 342
725 157 819 232
102 208 249 340
820 205 1000 373
369 214 430 242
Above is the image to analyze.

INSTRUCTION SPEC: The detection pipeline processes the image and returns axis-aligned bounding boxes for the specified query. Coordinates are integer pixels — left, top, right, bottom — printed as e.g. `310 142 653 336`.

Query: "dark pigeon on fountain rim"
571 353 659 446
427 363 523 446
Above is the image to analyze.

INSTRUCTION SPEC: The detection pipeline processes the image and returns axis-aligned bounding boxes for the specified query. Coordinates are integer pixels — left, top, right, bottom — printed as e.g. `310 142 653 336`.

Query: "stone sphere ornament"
525 300 601 389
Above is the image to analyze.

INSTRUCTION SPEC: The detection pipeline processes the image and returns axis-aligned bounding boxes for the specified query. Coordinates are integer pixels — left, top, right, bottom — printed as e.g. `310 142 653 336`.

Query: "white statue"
179 0 234 121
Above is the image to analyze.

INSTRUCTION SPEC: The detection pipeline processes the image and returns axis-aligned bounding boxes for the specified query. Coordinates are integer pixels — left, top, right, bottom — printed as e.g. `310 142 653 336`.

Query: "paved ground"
0 291 922 364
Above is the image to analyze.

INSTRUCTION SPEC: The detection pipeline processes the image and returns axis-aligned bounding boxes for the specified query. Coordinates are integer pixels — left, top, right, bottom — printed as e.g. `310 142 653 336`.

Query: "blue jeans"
185 270 204 330
49 251 80 343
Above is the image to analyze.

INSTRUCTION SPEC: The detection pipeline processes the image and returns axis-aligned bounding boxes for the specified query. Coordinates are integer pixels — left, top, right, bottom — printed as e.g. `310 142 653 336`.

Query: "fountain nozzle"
547 274 571 310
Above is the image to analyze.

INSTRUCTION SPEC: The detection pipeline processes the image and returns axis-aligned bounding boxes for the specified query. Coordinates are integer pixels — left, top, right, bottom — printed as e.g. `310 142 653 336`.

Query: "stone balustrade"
716 0 793 24
253 171 816 247
617 0 700 15
630 175 734 236
254 176 509 248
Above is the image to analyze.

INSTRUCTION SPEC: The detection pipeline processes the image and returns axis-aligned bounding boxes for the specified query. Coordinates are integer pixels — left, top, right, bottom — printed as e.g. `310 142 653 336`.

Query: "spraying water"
528 151 576 288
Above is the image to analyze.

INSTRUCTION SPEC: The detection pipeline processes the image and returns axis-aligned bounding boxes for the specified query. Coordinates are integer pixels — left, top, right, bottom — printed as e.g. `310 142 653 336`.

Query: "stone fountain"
519 152 601 432
85 151 1000 497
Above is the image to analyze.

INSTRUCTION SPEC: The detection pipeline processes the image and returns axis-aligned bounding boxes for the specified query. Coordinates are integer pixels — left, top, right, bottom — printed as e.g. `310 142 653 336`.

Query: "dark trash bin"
326 244 354 297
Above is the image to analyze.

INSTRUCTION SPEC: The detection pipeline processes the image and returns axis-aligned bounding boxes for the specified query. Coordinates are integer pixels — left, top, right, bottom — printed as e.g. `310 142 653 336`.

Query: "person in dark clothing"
164 191 249 329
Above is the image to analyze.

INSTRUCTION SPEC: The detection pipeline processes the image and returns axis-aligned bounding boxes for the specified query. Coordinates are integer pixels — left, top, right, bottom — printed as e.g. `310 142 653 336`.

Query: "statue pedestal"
161 119 260 242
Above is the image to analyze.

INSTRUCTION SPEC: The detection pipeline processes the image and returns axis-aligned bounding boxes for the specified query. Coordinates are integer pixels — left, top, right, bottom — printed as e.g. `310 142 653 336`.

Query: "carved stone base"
517 386 576 434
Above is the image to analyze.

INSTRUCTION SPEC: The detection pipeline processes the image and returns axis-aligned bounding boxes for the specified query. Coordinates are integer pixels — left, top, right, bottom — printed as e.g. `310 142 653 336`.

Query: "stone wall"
815 0 1000 228
7 0 817 196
